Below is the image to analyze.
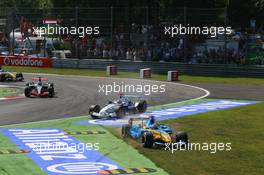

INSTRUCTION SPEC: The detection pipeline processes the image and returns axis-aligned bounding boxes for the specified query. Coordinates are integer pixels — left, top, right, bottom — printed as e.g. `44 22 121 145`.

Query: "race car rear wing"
128 116 150 125
32 77 48 81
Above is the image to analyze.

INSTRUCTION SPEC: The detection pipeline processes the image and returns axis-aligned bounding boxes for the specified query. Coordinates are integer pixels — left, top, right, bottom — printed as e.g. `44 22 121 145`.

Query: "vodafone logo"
3 56 43 66
3 57 10 65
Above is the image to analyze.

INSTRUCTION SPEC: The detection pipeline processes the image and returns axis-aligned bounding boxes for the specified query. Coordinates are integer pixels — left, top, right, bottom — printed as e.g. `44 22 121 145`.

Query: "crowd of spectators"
75 38 185 62
190 49 246 65
1 22 263 65
65 23 263 66
66 23 186 62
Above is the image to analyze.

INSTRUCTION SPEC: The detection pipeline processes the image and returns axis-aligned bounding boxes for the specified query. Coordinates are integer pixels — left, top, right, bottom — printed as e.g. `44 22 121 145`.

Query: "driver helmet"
153 123 159 129
149 116 155 125
37 77 43 86
119 93 124 98
37 82 42 86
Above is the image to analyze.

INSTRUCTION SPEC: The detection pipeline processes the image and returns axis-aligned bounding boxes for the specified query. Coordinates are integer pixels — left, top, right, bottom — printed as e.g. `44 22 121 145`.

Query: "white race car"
89 95 147 119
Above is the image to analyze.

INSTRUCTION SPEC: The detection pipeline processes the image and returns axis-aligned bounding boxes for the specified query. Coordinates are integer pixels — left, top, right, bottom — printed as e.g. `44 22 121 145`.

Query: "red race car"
24 77 54 98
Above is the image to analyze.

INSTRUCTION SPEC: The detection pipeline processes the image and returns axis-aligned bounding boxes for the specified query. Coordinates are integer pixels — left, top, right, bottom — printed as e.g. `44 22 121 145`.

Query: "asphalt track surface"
186 82 264 101
0 74 208 125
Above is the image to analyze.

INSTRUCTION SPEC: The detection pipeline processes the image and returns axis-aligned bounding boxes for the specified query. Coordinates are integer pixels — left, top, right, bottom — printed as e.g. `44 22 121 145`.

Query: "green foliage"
0 0 53 9
0 0 263 32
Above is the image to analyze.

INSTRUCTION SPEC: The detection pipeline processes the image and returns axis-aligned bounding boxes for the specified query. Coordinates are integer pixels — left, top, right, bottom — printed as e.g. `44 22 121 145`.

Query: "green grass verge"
0 87 22 97
0 132 46 175
3 66 264 85
109 102 264 175
0 117 168 175
1 100 263 175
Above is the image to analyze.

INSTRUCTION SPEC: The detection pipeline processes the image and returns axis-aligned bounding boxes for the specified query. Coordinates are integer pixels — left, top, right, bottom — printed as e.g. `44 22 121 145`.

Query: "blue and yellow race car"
122 116 188 148
0 69 24 82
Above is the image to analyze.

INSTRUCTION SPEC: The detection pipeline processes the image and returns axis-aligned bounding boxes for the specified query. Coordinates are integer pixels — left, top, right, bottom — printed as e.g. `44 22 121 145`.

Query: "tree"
229 0 264 28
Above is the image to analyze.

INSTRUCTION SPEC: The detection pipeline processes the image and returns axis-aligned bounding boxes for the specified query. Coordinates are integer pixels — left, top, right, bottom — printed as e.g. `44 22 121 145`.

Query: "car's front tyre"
89 105 101 119
121 124 131 138
48 88 54 98
24 87 31 98
141 132 154 148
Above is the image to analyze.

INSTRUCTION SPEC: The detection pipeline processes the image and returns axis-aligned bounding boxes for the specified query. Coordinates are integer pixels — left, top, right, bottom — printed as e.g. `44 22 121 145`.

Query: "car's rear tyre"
137 100 147 113
122 125 131 138
89 105 101 119
141 132 154 148
24 87 31 98
175 131 188 146
116 107 125 118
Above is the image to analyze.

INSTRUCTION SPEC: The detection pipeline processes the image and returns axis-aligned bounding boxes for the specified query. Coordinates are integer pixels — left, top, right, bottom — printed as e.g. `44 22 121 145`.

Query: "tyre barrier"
64 131 106 135
140 68 152 78
98 167 157 174
53 58 264 77
107 65 118 75
0 149 30 154
167 70 179 81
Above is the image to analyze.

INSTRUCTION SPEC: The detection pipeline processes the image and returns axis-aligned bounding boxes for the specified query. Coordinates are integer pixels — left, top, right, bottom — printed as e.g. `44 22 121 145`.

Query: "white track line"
0 73 210 127
24 72 210 100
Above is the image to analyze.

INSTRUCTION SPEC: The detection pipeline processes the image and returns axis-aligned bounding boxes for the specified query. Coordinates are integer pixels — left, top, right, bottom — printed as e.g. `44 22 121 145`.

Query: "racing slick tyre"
16 73 24 81
0 74 6 82
122 124 131 138
176 131 188 147
24 87 31 98
141 132 154 148
89 105 101 119
116 107 125 119
48 88 54 98
136 100 147 113
50 83 54 87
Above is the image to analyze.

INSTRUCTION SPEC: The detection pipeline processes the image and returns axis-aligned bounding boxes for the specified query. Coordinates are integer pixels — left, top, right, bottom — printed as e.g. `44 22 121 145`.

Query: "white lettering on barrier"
4 57 10 65
3 57 43 66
